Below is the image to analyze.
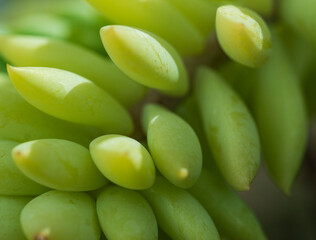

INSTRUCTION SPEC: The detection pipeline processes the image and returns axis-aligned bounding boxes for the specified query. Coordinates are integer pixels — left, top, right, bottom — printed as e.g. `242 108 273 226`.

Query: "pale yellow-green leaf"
7 66 134 135
12 139 107 191
0 35 146 107
86 0 204 56
142 104 202 189
97 186 158 240
216 5 271 67
90 135 156 190
100 25 188 96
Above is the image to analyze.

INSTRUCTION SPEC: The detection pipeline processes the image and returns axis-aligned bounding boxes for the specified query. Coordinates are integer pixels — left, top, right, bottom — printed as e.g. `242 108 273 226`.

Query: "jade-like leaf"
141 175 220 240
7 66 134 135
21 191 101 240
0 35 146 108
189 169 267 240
90 135 156 190
253 31 308 195
194 67 260 191
100 25 188 96
142 104 202 189
0 78 99 146
216 5 271 67
12 139 107 191
0 196 32 240
0 139 50 196
87 0 204 56
97 186 158 240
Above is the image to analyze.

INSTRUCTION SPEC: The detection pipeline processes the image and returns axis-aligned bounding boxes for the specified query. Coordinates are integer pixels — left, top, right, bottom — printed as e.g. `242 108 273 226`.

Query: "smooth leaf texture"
97 186 158 240
7 66 134 135
195 67 260 191
254 32 308 195
216 5 271 67
12 139 107 191
90 135 156 190
142 104 202 189
86 0 204 56
189 169 266 240
21 191 101 240
100 25 188 96
0 78 98 146
0 35 146 108
141 175 220 240
0 196 32 240
0 139 49 196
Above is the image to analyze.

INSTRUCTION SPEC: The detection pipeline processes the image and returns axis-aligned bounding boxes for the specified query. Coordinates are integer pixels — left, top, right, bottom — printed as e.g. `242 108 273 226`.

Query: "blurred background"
0 0 315 239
